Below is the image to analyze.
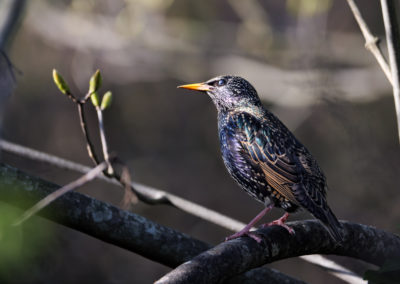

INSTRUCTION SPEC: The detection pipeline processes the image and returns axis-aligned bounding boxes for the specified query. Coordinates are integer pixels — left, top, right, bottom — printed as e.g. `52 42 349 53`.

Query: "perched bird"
178 75 343 243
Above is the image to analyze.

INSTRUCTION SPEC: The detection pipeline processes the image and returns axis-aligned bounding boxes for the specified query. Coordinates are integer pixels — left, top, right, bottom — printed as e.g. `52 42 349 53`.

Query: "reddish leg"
225 205 274 243
261 212 295 234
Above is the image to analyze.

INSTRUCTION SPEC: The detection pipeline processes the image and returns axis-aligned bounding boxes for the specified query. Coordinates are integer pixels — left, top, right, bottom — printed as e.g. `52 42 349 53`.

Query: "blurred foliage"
286 0 333 17
0 202 52 282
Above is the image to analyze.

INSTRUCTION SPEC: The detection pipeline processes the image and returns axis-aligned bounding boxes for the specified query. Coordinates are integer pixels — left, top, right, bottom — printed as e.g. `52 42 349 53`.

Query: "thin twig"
346 0 393 85
58 82 135 204
0 139 363 283
381 0 400 143
96 107 113 175
77 103 102 165
13 160 109 225
77 93 137 201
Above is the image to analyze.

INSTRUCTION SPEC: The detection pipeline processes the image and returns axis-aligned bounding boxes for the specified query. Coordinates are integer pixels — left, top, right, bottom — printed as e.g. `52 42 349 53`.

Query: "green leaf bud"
101 91 113 110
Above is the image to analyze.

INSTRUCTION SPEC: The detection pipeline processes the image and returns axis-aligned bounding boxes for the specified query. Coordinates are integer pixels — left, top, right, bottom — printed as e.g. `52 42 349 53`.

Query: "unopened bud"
52 69 70 95
90 92 100 107
89 69 102 94
101 91 113 110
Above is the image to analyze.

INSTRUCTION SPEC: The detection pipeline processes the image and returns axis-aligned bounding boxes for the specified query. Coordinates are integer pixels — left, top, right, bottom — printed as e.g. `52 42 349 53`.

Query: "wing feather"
232 111 326 208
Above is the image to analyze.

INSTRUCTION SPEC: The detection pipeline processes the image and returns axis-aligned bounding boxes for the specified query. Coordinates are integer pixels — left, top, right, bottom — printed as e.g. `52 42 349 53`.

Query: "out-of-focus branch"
347 0 400 143
346 0 393 85
0 162 303 283
0 139 363 283
381 0 400 143
0 0 26 49
156 221 400 284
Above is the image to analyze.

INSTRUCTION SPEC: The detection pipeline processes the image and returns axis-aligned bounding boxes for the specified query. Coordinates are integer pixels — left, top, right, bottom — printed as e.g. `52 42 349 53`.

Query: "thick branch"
0 139 363 283
0 162 206 267
0 162 303 283
157 221 400 283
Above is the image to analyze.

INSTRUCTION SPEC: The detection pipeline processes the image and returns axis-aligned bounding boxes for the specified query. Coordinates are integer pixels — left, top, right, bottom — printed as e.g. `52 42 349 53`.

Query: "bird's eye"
215 79 226 87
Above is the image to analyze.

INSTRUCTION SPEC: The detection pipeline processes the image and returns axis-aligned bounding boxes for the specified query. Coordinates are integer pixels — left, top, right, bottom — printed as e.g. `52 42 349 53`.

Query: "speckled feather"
182 75 343 242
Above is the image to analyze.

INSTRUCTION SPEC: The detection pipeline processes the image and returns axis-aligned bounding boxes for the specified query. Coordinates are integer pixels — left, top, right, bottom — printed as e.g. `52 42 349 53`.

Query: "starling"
178 75 343 243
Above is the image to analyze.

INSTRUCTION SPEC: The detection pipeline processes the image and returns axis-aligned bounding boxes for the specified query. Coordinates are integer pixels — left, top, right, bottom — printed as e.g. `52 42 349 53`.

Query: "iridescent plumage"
179 75 343 242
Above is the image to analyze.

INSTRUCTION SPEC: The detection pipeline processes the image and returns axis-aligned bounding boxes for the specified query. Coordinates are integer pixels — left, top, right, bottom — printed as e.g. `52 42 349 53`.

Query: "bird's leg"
225 204 274 243
261 212 295 234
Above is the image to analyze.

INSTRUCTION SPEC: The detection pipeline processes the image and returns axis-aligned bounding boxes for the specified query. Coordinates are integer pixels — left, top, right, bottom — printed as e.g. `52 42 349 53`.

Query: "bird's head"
178 75 263 113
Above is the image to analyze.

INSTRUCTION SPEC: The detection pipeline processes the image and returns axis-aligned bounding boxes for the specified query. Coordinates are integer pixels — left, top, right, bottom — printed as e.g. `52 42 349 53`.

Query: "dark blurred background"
1 0 399 283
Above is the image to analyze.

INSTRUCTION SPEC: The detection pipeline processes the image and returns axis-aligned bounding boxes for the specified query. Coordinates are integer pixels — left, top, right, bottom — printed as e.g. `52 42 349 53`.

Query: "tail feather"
320 206 343 243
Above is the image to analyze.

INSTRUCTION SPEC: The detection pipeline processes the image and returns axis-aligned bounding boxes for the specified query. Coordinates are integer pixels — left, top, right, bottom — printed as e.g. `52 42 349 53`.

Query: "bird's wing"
231 111 326 207
229 111 343 241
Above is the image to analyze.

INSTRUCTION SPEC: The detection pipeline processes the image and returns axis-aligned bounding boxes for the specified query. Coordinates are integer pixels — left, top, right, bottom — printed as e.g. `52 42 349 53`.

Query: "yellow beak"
177 82 211 92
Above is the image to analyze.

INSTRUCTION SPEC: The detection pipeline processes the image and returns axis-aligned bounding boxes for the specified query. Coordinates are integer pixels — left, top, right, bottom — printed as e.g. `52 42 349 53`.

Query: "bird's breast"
219 125 272 204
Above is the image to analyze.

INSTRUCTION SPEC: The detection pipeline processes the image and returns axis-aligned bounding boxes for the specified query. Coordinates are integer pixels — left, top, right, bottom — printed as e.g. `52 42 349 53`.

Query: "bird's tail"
318 206 344 243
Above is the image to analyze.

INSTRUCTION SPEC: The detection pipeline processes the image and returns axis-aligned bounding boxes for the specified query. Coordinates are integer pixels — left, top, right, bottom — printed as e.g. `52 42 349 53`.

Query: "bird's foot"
261 212 295 235
225 231 263 243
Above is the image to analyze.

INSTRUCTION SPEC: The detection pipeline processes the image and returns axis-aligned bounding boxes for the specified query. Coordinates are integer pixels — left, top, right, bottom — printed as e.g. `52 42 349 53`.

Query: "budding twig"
52 69 137 204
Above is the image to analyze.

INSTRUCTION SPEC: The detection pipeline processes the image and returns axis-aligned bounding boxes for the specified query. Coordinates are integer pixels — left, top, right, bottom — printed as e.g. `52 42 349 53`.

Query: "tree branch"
0 162 305 283
0 139 245 230
346 0 392 85
381 0 400 143
0 0 26 49
157 221 400 284
0 139 363 283
14 160 109 225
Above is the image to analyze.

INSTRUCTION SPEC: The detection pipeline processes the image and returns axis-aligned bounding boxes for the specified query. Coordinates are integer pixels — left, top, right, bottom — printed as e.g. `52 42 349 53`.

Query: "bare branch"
0 162 302 283
77 103 102 165
346 0 393 85
0 139 363 283
0 0 26 49
13 160 108 225
156 221 400 284
0 138 244 229
381 0 400 143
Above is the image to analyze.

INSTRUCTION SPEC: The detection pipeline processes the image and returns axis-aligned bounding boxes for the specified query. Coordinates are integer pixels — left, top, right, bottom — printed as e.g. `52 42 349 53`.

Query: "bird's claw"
261 219 295 235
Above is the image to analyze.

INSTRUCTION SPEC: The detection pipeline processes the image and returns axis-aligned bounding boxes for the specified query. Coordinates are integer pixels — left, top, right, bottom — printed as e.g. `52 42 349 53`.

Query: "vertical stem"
381 0 400 143
77 103 101 165
96 107 113 175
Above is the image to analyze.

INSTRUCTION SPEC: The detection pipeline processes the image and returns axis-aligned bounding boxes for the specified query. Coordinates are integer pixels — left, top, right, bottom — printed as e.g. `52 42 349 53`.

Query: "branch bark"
0 162 304 283
156 221 400 283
